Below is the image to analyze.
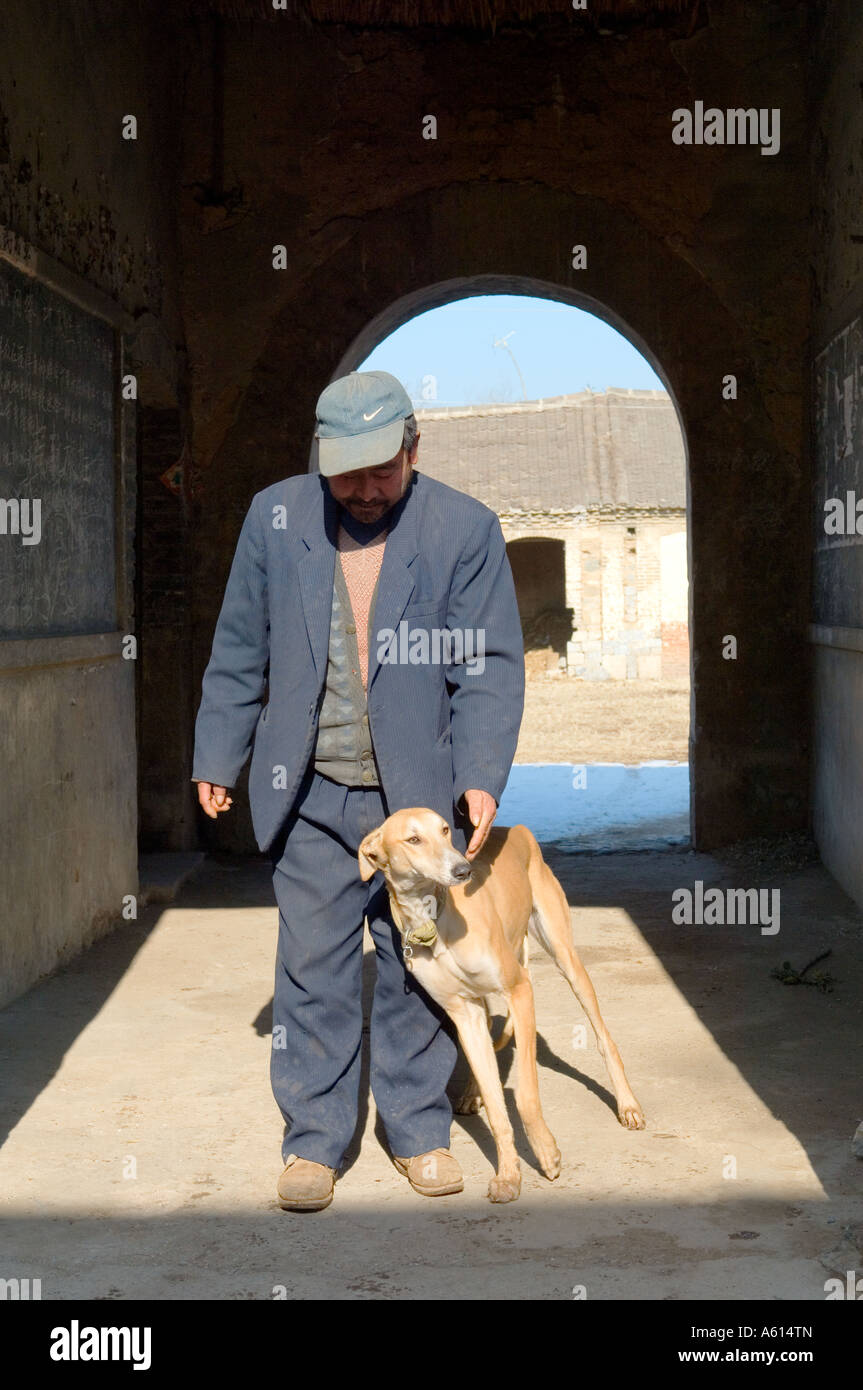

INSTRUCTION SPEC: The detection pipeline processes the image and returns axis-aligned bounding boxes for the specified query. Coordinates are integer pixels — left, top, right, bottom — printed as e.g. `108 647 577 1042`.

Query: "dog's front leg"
454 999 491 1114
448 996 521 1203
506 978 561 1181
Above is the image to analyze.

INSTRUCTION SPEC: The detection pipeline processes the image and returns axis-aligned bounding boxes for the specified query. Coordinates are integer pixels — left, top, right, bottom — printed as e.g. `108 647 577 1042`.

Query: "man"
192 369 525 1211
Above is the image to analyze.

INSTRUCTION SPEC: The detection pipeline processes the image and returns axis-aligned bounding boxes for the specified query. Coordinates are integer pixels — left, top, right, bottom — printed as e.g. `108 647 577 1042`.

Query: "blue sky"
357 294 665 408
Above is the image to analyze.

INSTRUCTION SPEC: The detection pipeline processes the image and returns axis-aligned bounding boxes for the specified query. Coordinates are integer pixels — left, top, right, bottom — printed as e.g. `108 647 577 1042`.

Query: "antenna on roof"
493 330 527 402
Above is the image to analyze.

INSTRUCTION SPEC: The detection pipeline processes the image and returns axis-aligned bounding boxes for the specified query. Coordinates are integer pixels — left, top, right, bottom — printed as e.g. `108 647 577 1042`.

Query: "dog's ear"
358 826 386 882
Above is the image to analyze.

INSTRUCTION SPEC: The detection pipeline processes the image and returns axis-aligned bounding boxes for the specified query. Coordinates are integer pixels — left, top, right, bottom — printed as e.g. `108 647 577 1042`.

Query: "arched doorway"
506 537 570 677
316 277 693 846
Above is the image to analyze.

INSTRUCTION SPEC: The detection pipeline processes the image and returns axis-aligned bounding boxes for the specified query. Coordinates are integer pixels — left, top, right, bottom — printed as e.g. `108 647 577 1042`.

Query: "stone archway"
189 179 809 851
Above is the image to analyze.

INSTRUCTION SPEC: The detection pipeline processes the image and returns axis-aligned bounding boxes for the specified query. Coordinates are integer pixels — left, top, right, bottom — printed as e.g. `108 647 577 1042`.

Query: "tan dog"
358 809 645 1203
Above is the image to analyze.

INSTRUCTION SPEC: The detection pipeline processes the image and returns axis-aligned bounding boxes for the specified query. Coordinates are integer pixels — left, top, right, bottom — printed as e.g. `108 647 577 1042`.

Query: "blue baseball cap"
315 370 413 477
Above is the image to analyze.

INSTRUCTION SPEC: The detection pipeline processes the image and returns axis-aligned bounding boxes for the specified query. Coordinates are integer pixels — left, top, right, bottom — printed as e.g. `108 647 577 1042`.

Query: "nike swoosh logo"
363 406 384 421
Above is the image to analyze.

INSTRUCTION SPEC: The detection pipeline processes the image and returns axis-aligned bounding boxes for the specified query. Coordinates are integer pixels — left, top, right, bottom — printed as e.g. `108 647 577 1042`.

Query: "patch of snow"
497 762 690 852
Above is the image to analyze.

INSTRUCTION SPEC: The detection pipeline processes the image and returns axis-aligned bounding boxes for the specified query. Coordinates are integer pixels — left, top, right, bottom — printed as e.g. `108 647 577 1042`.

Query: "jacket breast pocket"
403 599 447 620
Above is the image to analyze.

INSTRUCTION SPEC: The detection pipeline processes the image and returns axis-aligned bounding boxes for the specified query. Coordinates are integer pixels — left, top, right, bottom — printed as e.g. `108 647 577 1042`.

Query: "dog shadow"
252 996 621 1181
447 1023 621 1175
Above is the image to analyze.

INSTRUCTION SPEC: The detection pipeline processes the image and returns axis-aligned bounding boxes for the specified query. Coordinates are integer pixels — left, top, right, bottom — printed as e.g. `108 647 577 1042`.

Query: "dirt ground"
515 676 690 764
4 678 861 1303
1 839 861 1301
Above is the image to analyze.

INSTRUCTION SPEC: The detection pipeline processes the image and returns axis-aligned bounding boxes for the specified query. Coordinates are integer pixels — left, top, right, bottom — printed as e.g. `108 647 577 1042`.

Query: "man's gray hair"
403 413 419 455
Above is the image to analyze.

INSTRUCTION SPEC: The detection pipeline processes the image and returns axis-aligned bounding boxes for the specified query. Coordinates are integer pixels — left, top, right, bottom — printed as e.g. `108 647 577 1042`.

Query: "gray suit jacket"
192 469 525 853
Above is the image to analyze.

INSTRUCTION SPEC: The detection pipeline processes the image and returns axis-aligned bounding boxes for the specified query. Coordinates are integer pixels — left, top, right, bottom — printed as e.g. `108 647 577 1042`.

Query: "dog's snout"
451 861 472 882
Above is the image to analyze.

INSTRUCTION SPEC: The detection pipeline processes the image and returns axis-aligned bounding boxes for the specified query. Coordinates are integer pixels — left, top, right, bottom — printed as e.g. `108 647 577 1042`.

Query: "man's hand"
461 789 497 860
196 782 233 819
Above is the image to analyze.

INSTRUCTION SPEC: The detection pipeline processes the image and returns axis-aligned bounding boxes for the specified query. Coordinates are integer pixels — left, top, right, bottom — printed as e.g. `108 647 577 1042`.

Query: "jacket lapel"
297 476 338 682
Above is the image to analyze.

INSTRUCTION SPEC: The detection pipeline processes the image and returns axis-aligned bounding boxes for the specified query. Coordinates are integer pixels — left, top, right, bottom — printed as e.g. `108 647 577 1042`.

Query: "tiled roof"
414 388 686 511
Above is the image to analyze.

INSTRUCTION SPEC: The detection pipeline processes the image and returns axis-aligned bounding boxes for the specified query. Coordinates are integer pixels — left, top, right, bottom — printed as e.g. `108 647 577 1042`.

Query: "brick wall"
502 511 687 679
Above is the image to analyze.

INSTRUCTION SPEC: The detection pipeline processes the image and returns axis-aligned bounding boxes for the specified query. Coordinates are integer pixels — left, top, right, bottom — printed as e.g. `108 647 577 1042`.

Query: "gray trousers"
268 763 459 1169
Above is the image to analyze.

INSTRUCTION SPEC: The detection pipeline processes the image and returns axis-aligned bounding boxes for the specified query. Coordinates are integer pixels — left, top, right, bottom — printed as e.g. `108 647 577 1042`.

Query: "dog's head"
358 808 472 891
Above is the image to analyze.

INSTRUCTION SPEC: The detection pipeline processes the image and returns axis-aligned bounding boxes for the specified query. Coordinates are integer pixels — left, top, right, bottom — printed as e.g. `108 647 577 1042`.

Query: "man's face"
326 445 415 523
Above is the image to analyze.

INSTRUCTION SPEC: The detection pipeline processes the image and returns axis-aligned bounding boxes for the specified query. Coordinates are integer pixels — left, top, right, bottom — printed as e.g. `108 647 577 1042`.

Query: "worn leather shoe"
277 1154 336 1211
392 1147 464 1196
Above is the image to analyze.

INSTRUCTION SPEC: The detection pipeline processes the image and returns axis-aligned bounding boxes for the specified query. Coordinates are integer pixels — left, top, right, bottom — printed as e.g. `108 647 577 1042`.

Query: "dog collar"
403 917 438 950
390 888 442 964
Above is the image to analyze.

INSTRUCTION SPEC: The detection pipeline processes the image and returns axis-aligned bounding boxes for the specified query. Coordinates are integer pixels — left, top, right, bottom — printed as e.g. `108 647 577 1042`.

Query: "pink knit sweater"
337 522 388 690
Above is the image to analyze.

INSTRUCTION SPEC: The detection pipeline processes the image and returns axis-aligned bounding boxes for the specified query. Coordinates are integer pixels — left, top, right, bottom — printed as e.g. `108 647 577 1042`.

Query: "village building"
415 388 689 680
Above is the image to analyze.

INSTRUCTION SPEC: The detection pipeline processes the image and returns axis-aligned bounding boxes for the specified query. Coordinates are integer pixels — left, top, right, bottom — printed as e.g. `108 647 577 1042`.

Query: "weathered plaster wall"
0 3 181 331
810 1 863 908
178 1 811 853
0 1 184 1003
0 638 137 1007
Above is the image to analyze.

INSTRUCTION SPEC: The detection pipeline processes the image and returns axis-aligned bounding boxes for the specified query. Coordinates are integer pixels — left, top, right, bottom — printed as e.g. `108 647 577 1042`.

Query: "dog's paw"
488 1173 521 1203
528 1127 561 1180
541 1144 562 1181
618 1100 646 1130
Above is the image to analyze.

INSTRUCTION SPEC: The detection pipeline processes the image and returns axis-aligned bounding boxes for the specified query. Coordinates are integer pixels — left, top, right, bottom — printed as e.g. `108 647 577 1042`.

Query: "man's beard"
345 499 389 520
336 463 412 521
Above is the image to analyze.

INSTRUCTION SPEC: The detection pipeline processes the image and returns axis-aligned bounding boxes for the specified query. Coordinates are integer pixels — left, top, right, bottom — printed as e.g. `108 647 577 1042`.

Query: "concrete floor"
1 842 861 1301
